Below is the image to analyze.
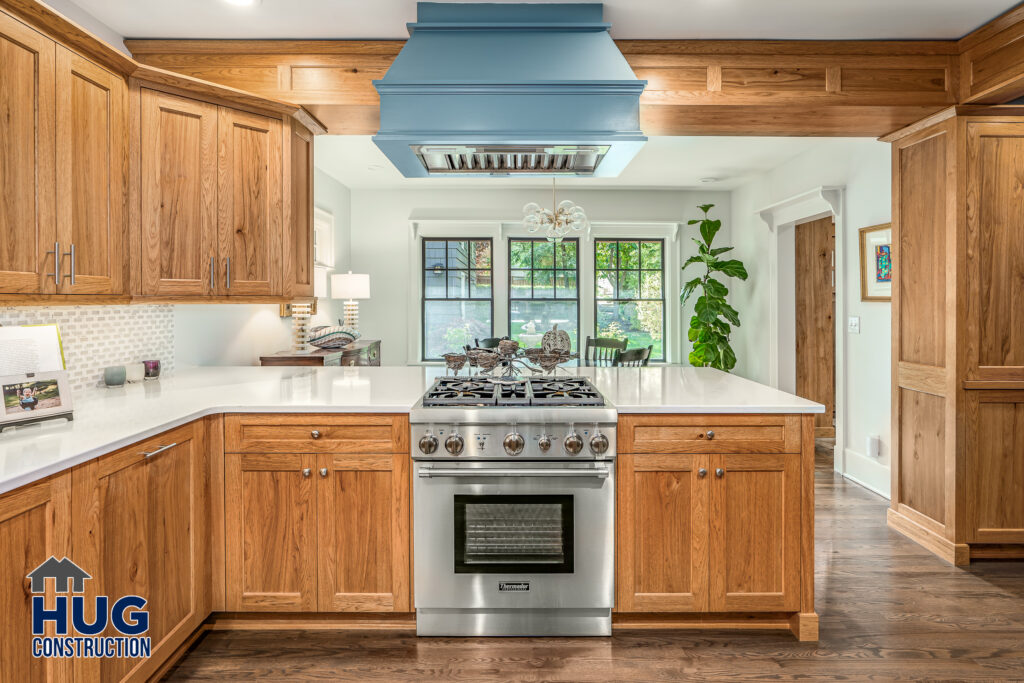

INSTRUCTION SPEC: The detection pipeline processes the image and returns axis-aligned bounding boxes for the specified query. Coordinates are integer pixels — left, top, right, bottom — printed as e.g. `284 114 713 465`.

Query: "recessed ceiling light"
367 164 385 172
223 0 260 7
699 177 720 183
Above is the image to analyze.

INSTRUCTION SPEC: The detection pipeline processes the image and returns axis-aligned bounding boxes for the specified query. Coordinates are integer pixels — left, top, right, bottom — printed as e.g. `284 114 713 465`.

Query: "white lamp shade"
332 272 370 300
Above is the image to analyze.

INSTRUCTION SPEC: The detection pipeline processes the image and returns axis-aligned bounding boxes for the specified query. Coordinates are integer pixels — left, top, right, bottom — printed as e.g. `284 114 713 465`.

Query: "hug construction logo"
27 556 151 660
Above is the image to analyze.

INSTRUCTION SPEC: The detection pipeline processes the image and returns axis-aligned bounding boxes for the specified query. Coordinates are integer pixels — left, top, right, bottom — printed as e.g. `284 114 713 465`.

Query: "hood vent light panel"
413 145 609 176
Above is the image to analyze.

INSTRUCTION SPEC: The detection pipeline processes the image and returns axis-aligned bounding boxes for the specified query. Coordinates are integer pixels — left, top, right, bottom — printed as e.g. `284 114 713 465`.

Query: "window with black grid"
508 238 579 351
594 239 665 361
422 239 493 361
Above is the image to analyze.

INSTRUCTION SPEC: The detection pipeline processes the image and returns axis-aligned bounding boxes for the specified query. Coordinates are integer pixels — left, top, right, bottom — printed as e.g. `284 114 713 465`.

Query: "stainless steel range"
410 376 616 637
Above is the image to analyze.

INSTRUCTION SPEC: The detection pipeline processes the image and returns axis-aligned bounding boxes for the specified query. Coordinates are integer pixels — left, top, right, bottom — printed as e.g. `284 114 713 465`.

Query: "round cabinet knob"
589 432 610 455
537 434 552 453
445 433 465 455
564 432 584 455
311 430 322 440
706 430 715 441
715 468 725 478
302 468 311 478
503 432 525 456
418 433 439 455
697 467 708 478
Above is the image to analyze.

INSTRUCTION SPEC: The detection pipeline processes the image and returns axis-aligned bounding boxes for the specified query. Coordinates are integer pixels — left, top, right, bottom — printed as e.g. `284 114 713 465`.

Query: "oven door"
413 460 614 610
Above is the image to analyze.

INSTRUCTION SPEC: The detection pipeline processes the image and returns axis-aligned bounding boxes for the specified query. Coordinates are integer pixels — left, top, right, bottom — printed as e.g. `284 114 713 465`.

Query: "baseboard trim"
613 611 817 640
841 448 890 498
887 508 969 565
206 612 417 631
146 623 210 682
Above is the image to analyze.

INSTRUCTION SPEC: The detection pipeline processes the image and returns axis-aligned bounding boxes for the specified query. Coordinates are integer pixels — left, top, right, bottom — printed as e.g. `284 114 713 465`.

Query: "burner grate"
528 378 604 406
422 376 605 407
422 378 499 406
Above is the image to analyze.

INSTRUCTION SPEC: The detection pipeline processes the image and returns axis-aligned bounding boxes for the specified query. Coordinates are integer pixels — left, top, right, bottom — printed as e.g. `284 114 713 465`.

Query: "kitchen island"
0 366 822 682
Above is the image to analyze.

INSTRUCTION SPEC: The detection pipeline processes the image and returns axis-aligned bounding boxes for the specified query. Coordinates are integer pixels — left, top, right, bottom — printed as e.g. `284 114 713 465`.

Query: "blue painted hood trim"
373 3 647 178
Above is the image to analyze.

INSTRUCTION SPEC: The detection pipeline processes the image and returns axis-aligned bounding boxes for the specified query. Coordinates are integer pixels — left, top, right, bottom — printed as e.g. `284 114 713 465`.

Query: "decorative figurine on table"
448 325 577 379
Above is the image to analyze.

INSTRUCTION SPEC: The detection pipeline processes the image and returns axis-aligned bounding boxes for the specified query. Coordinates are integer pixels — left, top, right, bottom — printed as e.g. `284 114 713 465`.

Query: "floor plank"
164 446 1024 681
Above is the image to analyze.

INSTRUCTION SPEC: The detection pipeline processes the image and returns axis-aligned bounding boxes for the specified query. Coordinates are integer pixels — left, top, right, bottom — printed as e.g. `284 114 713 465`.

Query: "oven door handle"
417 466 610 479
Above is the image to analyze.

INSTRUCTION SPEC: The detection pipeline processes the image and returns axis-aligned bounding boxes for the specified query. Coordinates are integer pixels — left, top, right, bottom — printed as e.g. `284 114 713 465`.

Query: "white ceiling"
315 135 834 190
67 0 1014 40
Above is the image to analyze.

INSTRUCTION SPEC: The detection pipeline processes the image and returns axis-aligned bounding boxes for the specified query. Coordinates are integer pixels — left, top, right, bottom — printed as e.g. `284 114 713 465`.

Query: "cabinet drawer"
619 414 801 454
225 414 409 453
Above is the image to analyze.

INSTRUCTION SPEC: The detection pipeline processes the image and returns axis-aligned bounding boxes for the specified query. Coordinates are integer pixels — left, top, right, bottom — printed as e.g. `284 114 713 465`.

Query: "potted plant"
681 204 748 371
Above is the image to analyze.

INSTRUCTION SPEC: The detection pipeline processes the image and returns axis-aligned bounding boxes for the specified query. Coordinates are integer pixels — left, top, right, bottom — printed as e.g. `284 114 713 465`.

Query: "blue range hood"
372 3 647 178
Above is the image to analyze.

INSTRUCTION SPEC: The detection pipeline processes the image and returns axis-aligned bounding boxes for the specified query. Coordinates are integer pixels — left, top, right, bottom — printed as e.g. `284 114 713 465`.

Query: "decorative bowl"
443 353 468 375
498 339 520 356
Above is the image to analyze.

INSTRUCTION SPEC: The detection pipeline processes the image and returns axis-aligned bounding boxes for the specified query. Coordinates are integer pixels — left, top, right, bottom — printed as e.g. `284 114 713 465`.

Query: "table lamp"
332 271 370 333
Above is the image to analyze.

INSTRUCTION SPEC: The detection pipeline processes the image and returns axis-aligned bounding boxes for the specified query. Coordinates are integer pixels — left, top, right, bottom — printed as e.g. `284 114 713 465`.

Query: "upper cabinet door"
217 107 283 296
54 46 126 295
286 120 315 298
0 13 56 294
140 89 218 297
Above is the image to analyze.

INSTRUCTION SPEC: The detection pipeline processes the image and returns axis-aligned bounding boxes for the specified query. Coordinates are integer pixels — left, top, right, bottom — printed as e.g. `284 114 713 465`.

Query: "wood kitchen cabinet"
216 107 283 297
0 474 72 683
616 414 813 639
139 88 218 297
55 45 127 296
286 119 315 298
71 421 210 683
0 11 55 294
223 414 411 613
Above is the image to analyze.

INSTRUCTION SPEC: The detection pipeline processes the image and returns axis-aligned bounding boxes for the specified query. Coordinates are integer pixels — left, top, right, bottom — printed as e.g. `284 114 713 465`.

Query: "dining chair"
584 336 628 366
614 345 653 367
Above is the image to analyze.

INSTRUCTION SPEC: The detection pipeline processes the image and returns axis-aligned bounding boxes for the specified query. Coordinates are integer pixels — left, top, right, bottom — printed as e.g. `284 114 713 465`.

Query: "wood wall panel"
960 5 1024 103
967 392 1024 543
794 217 835 436
896 129 948 368
969 124 1024 373
897 389 946 526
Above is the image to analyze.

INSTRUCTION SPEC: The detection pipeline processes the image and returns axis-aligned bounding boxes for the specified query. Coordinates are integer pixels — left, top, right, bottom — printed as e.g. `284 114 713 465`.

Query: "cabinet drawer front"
619 415 801 453
225 414 408 453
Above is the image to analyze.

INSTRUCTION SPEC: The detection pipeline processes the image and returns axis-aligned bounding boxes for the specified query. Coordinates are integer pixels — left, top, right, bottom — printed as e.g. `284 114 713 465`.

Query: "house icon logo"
26 556 152 660
27 556 92 594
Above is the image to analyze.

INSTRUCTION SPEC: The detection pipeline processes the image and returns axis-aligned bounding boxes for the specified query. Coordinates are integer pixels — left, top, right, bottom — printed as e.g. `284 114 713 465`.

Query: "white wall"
173 168 352 367
348 188 729 366
730 138 892 497
41 0 128 54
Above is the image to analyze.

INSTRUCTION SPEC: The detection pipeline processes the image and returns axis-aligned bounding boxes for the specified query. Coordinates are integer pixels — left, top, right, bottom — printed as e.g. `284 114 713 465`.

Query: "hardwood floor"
164 446 1024 681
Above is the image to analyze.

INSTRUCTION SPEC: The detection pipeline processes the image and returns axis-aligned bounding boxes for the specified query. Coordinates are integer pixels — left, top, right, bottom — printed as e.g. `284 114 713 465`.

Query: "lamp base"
342 300 359 334
291 302 313 352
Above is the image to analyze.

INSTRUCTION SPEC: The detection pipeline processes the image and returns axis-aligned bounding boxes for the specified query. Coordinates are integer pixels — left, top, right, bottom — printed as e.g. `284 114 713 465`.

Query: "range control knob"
503 432 525 456
418 432 439 455
589 431 610 455
537 434 552 453
444 432 465 455
564 432 584 455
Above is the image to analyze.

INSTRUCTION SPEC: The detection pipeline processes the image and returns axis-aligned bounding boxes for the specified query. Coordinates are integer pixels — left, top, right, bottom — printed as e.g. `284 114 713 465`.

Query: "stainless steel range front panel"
413 459 614 636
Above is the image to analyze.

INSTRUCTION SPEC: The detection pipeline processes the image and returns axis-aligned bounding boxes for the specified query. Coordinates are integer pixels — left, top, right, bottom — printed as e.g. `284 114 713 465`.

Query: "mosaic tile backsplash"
0 306 175 394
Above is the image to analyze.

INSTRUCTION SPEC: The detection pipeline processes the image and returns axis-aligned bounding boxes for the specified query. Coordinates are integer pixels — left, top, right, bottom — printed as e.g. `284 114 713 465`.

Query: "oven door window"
454 495 574 574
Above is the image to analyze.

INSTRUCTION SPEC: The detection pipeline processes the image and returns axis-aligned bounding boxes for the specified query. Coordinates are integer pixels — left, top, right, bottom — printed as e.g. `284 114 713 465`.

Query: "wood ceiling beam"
958 2 1024 103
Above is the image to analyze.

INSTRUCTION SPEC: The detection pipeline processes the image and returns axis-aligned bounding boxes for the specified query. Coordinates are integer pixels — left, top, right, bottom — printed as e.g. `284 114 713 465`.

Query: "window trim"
593 237 667 361
421 237 495 361
507 237 581 350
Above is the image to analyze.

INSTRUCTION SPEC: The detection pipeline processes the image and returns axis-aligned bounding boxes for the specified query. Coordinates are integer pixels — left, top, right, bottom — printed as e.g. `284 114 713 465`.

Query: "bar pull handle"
225 257 231 289
210 256 215 291
45 241 61 283
418 467 610 479
143 442 177 459
62 243 76 286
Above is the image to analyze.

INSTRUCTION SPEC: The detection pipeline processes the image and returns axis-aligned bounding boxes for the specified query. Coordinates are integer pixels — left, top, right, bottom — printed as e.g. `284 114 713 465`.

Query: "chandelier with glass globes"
521 178 589 243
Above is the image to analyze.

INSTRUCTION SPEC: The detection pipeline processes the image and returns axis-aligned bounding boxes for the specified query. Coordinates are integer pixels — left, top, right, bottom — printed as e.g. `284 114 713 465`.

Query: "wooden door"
616 452 709 612
225 452 317 611
709 452 800 612
966 391 1024 544
0 474 71 683
140 89 217 297
54 46 126 295
286 120 315 297
316 452 411 612
71 422 209 683
795 217 836 437
217 107 282 296
0 12 56 294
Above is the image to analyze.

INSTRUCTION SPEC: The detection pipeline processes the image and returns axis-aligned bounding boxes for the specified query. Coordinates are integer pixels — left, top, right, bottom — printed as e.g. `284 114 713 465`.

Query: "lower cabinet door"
0 475 72 683
708 452 800 612
616 452 709 612
72 422 210 683
225 452 317 611
966 391 1024 544
316 452 410 612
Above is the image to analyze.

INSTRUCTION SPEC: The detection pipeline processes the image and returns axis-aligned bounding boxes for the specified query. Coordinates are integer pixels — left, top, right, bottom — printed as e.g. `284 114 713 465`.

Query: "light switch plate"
848 316 861 334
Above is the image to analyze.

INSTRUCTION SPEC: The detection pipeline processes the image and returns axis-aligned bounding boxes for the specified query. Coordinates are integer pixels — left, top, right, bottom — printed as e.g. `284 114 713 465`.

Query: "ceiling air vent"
411 145 610 176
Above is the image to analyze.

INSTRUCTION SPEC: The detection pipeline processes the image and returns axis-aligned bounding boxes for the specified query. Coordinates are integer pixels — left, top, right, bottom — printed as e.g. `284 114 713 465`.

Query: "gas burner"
421 376 605 407
423 378 499 406
528 377 603 406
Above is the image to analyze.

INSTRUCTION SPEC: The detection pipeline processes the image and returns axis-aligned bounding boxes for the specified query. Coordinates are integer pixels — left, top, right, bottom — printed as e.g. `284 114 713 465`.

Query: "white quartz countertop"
0 365 822 494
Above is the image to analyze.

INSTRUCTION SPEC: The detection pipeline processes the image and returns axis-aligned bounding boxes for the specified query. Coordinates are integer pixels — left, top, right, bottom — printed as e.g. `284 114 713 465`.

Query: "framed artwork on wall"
859 223 892 302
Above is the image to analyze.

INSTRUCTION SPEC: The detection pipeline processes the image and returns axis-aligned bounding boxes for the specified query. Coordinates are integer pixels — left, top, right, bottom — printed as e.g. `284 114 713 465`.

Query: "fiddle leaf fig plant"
681 204 748 371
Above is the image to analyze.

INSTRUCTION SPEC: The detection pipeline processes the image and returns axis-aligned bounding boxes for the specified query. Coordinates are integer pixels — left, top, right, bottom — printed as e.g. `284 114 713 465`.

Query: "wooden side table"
259 340 381 367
